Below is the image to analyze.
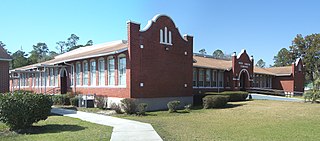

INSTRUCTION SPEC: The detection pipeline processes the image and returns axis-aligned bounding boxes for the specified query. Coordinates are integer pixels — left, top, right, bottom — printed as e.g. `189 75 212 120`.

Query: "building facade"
0 46 12 93
9 14 304 110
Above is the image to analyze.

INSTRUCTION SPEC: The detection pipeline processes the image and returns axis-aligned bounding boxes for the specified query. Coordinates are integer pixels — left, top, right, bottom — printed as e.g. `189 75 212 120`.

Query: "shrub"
136 103 148 116
167 100 180 113
70 96 80 107
203 95 229 109
0 92 53 130
95 96 106 109
120 98 136 114
52 94 71 105
304 91 313 102
205 91 248 102
110 103 122 114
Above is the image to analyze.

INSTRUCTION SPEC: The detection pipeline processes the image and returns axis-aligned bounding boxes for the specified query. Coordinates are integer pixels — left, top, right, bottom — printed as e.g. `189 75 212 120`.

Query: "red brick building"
0 46 12 93
9 14 304 110
193 50 304 95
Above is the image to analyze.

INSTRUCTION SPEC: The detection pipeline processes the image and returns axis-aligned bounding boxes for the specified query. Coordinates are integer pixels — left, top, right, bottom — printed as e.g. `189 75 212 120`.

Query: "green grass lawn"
0 115 112 141
119 100 320 141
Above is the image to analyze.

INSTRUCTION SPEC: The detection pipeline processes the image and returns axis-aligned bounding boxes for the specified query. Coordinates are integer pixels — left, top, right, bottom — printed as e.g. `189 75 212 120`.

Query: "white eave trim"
53 48 128 65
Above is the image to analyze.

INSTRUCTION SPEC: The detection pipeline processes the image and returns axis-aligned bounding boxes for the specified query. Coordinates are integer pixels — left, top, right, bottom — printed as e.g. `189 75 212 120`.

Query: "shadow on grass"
16 124 86 134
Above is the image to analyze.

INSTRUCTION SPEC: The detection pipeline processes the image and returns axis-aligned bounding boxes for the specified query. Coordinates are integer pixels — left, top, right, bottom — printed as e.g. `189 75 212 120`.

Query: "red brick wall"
272 76 294 92
128 15 193 98
0 61 10 93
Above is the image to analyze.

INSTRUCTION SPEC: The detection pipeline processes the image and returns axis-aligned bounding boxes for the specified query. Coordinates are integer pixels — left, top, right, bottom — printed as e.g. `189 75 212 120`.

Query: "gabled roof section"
193 55 232 70
12 40 128 71
0 46 12 61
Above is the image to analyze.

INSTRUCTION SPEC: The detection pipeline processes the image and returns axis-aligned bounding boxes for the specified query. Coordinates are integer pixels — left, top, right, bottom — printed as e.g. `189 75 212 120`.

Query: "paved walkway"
51 108 163 141
251 93 304 102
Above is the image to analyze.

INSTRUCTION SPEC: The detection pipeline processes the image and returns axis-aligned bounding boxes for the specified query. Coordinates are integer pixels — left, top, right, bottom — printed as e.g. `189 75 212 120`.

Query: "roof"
193 55 232 70
12 40 128 71
0 46 12 61
254 66 292 76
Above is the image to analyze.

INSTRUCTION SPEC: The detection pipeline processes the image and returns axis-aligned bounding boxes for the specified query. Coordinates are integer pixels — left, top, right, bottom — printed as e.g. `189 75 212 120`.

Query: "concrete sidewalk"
251 93 304 102
51 108 163 141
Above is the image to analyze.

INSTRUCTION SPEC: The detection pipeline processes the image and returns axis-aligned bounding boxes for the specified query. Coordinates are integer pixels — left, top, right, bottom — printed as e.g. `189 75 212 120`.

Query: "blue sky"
1 0 319 66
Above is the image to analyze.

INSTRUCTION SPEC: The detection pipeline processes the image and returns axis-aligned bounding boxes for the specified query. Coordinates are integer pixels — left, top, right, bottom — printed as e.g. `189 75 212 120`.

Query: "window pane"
108 58 115 85
54 68 59 86
76 63 81 86
193 69 197 87
83 62 89 85
199 69 204 87
98 59 105 86
50 68 54 86
118 56 126 86
205 70 211 87
90 61 96 86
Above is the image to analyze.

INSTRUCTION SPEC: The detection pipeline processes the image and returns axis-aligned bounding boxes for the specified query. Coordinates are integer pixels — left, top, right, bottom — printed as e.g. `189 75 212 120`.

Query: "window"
160 26 172 45
90 60 96 86
54 68 59 86
70 65 74 86
76 62 81 86
205 69 211 87
83 61 89 85
98 58 105 86
193 68 197 87
218 71 224 87
118 55 126 86
41 72 45 86
108 57 115 85
50 68 54 86
212 70 217 87
21 73 25 86
35 72 39 86
198 69 204 87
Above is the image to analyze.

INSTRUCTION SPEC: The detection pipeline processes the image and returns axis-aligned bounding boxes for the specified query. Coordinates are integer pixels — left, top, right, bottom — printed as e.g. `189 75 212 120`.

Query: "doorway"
60 68 68 94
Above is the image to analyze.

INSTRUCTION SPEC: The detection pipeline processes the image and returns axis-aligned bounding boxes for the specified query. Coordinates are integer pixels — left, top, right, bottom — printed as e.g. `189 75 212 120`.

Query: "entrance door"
240 72 246 91
60 69 67 94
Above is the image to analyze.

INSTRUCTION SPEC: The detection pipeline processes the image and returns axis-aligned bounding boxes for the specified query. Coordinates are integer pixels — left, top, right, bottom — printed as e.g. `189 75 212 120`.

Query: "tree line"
0 34 93 69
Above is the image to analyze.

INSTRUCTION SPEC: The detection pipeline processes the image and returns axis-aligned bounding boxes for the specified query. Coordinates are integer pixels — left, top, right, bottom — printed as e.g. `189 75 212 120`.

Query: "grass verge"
119 100 320 141
0 115 112 141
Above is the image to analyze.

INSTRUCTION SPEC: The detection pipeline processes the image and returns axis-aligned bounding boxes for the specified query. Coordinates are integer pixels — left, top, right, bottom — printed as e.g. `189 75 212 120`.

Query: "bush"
203 95 229 109
205 91 248 102
0 92 53 130
167 100 180 113
52 94 71 105
110 103 122 114
120 98 136 114
136 103 148 116
70 96 80 107
304 91 313 102
95 96 106 109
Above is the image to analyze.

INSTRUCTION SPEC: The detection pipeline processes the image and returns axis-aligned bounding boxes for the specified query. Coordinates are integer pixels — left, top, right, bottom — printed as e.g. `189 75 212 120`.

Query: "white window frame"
90 59 96 86
76 62 81 86
107 56 115 86
83 61 89 86
98 58 105 86
118 54 126 86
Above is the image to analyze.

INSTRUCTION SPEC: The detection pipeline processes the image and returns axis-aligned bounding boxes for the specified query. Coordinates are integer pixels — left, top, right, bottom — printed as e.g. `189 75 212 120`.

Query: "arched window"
164 27 168 43
98 58 105 86
83 61 89 85
107 56 115 85
169 31 172 44
160 27 172 45
118 54 126 86
90 59 96 86
76 62 81 86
